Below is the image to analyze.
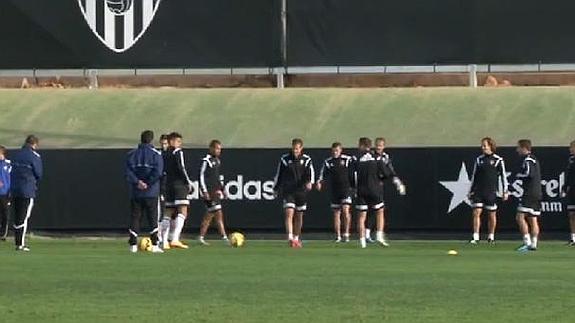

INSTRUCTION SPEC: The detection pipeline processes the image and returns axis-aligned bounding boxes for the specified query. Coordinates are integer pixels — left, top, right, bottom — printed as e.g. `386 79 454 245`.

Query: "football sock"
168 218 176 241
472 232 480 241
488 233 495 241
360 237 366 248
288 233 293 241
343 233 350 238
294 235 299 241
571 233 575 242
172 214 186 242
160 218 170 243
531 236 538 248
365 229 371 239
376 231 384 241
523 234 532 246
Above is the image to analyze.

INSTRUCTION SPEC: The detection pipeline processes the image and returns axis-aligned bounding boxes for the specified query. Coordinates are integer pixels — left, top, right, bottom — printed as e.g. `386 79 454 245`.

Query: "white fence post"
468 64 477 88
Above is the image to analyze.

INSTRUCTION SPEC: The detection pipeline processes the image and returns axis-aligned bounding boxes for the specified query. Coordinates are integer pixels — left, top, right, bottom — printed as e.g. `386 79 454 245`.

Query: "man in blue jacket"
0 145 11 241
10 135 42 252
126 130 164 253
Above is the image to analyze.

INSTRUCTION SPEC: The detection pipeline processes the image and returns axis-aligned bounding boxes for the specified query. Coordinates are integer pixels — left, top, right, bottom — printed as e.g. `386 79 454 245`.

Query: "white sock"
523 234 532 246
488 233 495 241
360 237 366 248
168 219 176 241
222 235 228 240
571 233 575 242
160 218 170 243
199 235 205 240
343 233 350 238
294 235 299 241
172 214 186 242
288 233 293 241
531 236 538 248
472 232 480 241
376 231 384 241
365 229 371 239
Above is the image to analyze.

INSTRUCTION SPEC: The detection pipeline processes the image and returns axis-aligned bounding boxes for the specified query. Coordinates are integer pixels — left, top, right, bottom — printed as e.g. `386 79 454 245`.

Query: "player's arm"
386 155 406 195
497 158 509 200
316 159 329 191
32 154 43 182
198 159 210 199
273 157 286 195
468 158 479 196
146 152 164 186
515 159 531 179
177 150 193 190
304 158 315 191
379 158 406 195
562 159 573 195
125 153 146 190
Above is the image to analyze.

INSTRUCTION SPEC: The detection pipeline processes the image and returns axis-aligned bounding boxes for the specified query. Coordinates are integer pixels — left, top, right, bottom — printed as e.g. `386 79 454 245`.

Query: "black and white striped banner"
78 0 162 52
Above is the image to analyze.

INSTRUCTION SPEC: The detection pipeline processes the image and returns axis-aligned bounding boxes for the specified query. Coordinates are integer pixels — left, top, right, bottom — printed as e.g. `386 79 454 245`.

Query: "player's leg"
487 210 497 243
143 198 163 253
357 210 367 248
365 212 376 243
128 199 142 253
342 203 351 242
215 211 228 241
284 206 295 243
13 197 33 251
375 203 388 247
332 205 342 242
199 211 215 246
527 215 540 250
569 211 575 245
470 207 482 244
170 203 189 249
515 212 531 250
292 192 307 246
0 196 8 240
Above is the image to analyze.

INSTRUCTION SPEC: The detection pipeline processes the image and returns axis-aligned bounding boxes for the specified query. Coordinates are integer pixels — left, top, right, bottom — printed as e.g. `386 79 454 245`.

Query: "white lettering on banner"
187 175 275 201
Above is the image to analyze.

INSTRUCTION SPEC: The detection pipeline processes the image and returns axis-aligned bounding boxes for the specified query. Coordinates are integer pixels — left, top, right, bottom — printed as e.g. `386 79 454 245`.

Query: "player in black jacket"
351 137 396 248
370 137 406 244
157 134 170 247
316 142 353 242
515 139 542 252
561 140 575 246
468 137 509 245
163 132 193 249
273 138 315 248
198 140 228 246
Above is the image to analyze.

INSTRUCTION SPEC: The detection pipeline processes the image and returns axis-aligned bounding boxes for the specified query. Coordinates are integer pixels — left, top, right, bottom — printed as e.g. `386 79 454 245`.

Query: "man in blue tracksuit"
10 135 42 252
126 130 164 253
0 145 12 240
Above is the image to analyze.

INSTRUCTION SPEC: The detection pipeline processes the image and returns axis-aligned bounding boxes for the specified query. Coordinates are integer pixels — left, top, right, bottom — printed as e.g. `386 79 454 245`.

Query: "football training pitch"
1 239 573 323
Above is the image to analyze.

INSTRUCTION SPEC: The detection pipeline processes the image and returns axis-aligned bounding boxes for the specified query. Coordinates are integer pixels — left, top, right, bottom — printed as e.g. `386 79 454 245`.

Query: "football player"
0 145 11 241
561 140 575 246
10 135 42 252
316 142 353 242
515 139 542 252
163 132 193 249
467 137 509 244
126 130 164 253
198 140 228 246
273 138 315 248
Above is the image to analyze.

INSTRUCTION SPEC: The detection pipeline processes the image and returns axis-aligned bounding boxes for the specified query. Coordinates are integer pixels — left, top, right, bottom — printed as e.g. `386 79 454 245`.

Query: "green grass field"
1 87 575 148
1 239 573 323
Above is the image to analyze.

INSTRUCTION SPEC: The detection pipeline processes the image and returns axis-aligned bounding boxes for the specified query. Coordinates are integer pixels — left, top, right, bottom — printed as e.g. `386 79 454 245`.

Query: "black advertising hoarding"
3 0 575 68
0 0 281 68
27 148 571 232
287 0 575 66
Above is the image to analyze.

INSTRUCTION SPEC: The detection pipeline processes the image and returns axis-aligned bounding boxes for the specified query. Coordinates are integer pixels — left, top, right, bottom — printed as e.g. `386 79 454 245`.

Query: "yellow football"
229 232 245 248
448 250 458 256
139 237 153 252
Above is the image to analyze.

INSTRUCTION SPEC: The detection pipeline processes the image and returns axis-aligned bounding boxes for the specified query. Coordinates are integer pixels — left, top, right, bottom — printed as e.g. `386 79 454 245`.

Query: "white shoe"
344 236 350 242
360 240 367 249
129 245 138 253
151 245 164 253
199 237 210 246
335 237 342 243
222 235 229 241
377 239 390 247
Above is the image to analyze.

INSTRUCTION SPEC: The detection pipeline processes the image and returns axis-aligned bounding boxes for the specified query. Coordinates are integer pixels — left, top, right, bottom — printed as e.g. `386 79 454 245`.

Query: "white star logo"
439 162 472 213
